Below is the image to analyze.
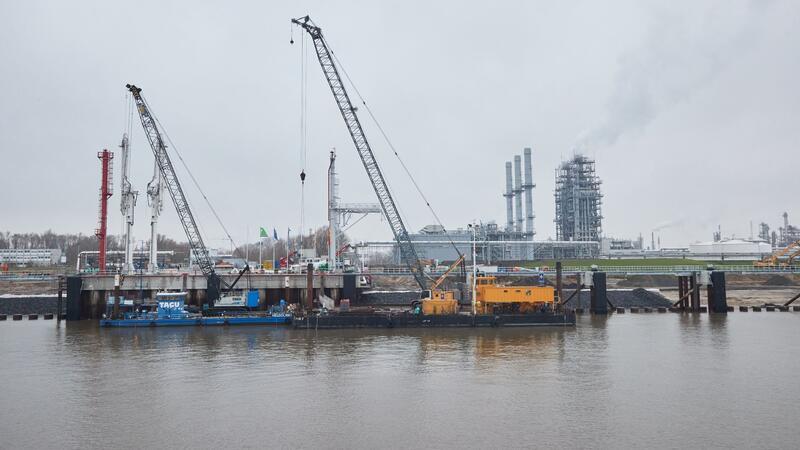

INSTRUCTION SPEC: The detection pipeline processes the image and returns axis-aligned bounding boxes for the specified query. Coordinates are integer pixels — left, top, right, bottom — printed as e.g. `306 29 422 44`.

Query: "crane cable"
325 41 463 258
299 30 309 250
121 93 134 237
142 96 239 252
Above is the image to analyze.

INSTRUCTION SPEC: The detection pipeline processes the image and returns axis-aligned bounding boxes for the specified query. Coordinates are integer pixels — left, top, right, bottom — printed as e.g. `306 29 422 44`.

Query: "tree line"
0 226 348 266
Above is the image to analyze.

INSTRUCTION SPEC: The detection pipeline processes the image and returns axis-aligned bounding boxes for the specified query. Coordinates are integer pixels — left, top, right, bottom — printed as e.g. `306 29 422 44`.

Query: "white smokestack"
504 161 513 232
513 155 523 233
523 147 534 239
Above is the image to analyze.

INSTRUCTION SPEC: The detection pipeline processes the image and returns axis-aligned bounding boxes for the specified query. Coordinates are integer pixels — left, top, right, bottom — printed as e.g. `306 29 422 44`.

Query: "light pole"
468 223 477 316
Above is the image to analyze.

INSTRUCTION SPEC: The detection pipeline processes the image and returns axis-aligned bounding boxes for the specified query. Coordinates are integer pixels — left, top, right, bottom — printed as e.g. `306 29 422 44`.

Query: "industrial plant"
554 154 603 242
377 150 602 265
3 13 798 330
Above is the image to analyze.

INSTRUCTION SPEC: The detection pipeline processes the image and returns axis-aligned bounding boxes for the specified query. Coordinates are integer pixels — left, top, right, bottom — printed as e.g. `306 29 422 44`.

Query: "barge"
99 292 292 327
293 274 575 329
293 311 575 329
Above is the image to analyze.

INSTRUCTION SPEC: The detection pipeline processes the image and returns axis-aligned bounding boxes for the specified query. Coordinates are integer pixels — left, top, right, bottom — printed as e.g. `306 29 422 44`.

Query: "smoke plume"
575 1 768 151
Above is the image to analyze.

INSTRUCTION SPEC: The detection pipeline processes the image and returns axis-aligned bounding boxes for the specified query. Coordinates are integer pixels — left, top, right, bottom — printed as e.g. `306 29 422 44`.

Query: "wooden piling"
555 262 563 308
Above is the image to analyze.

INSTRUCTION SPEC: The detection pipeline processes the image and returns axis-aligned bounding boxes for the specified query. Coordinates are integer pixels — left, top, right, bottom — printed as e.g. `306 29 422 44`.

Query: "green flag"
259 227 268 238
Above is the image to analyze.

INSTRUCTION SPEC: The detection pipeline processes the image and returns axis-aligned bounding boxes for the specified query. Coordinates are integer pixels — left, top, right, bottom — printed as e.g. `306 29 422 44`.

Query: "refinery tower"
554 154 603 242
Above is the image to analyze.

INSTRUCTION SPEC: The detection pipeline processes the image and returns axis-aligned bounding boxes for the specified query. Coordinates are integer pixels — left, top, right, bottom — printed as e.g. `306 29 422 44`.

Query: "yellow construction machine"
754 241 800 268
419 255 465 315
473 276 555 314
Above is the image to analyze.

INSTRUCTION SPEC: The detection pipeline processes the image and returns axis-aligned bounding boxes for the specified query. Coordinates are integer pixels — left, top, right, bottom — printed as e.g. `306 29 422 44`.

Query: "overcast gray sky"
1 0 798 249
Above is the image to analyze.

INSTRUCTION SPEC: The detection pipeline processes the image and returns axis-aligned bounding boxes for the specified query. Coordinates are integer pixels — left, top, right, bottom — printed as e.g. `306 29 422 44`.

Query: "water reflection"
3 315 799 449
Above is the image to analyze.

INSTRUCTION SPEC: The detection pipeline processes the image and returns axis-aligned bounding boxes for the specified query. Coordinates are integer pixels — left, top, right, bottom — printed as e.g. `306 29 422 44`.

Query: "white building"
688 239 772 261
0 248 62 266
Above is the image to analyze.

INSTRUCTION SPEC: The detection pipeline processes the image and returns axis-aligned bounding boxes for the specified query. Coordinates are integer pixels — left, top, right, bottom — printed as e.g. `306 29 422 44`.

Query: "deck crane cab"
126 84 250 311
414 255 466 315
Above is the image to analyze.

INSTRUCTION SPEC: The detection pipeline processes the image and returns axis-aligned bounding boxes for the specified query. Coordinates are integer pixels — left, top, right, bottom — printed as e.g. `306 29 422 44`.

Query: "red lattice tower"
95 149 114 271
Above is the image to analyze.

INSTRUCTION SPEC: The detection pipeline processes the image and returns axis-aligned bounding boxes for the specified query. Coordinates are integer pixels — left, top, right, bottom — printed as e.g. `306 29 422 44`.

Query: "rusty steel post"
57 276 64 325
555 262 563 309
306 263 314 312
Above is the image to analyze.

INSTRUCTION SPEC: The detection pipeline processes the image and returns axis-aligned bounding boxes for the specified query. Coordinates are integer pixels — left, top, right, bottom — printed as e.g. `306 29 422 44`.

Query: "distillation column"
523 147 535 259
513 156 523 233
523 147 535 237
504 161 514 232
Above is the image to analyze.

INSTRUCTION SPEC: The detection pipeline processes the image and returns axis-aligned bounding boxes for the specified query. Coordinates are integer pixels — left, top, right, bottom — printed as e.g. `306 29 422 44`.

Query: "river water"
1 314 799 449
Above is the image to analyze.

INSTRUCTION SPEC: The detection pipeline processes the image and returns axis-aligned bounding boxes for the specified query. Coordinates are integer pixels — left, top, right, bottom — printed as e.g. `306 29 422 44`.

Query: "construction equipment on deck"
126 84 248 308
474 276 555 314
418 255 465 315
754 240 800 268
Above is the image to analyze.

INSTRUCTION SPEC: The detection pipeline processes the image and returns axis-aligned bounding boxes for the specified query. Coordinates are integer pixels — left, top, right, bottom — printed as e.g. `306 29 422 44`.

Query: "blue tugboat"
100 292 291 327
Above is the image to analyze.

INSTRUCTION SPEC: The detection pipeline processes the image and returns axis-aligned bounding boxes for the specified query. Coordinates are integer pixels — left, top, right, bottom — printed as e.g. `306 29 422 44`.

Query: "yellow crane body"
421 290 458 315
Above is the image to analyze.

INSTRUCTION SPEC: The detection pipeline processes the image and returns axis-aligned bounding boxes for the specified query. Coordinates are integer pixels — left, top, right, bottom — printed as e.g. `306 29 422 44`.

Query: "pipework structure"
554 154 603 242
119 134 138 273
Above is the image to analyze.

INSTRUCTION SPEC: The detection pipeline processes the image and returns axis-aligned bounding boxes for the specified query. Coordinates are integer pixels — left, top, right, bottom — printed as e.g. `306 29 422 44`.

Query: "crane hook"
300 170 306 183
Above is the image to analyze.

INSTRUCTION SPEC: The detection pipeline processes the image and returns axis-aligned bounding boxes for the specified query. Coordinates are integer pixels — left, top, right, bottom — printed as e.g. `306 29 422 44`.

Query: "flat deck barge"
293 312 575 329
100 314 292 327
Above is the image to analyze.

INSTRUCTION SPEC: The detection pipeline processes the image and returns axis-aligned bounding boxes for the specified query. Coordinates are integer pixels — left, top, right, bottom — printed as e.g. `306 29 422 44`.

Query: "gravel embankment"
566 289 673 308
358 290 421 306
0 296 63 315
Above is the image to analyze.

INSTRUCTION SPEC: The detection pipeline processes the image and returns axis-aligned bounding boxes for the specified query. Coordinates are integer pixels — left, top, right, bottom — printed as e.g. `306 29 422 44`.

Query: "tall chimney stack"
504 162 514 232
523 147 535 239
513 155 523 233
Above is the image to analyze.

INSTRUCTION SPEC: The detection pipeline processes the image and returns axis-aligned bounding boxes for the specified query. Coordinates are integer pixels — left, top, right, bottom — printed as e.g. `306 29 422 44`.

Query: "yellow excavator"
754 240 800 268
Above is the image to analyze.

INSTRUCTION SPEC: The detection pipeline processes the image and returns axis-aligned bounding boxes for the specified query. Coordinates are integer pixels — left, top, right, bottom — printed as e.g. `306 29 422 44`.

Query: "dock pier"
64 272 351 320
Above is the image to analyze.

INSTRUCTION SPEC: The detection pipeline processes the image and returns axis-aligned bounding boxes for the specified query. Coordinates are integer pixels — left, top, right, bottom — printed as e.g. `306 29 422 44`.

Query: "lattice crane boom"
292 15 428 291
126 84 221 302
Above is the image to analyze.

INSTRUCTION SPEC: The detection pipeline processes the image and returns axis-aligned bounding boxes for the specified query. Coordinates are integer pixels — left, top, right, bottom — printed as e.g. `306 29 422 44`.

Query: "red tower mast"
95 149 114 272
